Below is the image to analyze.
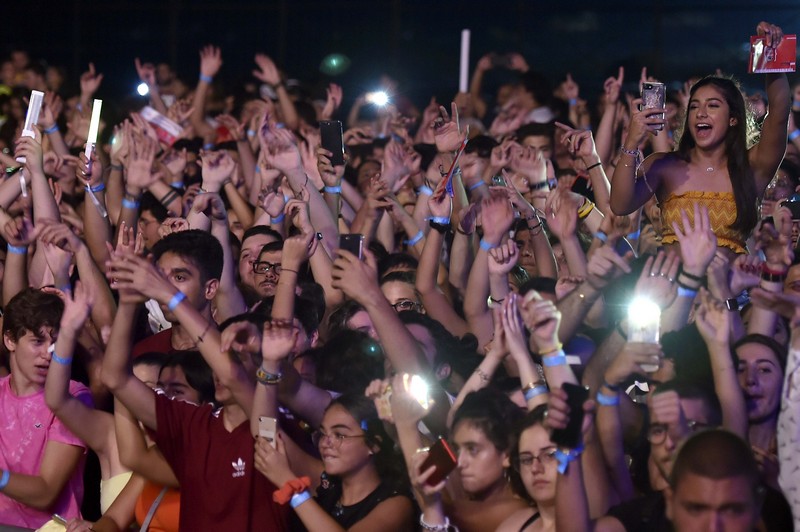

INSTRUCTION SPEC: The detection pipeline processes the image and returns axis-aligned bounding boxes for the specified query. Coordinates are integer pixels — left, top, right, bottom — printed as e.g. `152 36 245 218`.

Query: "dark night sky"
7 1 800 109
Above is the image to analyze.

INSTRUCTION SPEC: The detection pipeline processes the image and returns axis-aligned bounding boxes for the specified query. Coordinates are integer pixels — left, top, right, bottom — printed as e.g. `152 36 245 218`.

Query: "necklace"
706 167 714 172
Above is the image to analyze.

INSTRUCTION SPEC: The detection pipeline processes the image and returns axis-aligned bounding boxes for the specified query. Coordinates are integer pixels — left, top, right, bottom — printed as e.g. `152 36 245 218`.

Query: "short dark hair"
3 288 64 341
140 192 169 223
241 226 283 247
669 429 760 498
654 380 722 427
464 135 499 159
516 122 555 144
452 388 524 453
159 350 216 405
378 253 419 277
151 229 224 283
313 330 384 395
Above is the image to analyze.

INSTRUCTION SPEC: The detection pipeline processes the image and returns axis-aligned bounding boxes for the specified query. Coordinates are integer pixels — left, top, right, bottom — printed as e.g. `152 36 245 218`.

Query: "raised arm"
188 45 222 140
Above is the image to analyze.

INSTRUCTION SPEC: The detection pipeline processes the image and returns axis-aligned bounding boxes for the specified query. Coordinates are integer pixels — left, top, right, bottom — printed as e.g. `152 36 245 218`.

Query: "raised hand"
755 209 794 270
125 133 159 191
281 231 318 272
216 114 245 141
284 197 314 234
479 193 514 246
134 58 156 88
4 214 37 248
259 119 302 174
694 288 732 347
500 294 530 358
672 202 717 277
191 192 227 222
730 254 763 295
331 247 381 305
604 342 664 387
261 320 298 364
79 63 104 97
259 189 286 219
555 122 600 165
603 67 624 105
161 148 188 177
633 251 679 310
15 126 44 175
519 291 561 351
40 92 63 130
158 218 190 238
37 220 85 255
316 147 344 187
220 320 262 364
545 188 579 241
254 434 295 487
253 54 281 86
59 281 94 334
321 83 343 120
585 235 633 290
199 45 223 79
487 240 519 277
200 150 236 189
432 102 466 153
756 21 785 49
648 390 689 444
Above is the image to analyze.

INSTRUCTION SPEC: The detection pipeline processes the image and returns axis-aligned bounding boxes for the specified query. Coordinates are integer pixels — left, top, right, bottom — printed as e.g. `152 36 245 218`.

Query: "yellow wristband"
577 199 595 220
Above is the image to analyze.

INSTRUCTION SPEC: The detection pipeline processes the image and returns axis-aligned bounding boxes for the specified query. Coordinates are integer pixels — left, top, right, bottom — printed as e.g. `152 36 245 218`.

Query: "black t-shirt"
607 491 671 532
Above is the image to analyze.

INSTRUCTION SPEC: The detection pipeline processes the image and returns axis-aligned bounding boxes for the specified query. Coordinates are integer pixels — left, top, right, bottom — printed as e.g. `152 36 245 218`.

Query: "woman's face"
318 404 373 477
687 85 733 150
453 420 509 497
516 425 558 504
736 343 783 424
381 280 423 314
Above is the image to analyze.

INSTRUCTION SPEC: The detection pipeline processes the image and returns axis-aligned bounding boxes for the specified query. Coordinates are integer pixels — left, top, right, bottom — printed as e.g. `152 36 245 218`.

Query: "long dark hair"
677 76 757 234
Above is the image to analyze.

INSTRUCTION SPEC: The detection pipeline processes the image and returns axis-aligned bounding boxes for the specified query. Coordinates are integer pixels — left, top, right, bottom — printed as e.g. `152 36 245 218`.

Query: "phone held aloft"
319 120 345 166
641 82 666 131
420 437 457 486
339 233 364 260
550 383 590 449
259 416 278 449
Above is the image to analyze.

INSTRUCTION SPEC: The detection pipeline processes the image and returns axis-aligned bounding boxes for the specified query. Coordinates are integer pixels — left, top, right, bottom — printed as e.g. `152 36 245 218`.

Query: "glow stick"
83 99 108 218
15 90 45 190
459 29 470 93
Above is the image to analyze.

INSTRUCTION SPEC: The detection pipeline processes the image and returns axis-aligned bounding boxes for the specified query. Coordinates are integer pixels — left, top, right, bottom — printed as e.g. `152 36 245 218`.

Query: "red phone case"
421 438 457 486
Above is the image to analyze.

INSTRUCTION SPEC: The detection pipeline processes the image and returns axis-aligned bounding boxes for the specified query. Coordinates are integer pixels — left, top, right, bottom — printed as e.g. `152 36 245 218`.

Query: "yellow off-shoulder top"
660 191 748 254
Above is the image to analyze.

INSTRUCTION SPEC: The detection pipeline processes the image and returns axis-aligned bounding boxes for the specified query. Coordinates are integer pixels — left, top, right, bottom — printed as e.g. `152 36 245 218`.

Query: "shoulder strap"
519 512 540 531
139 486 169 532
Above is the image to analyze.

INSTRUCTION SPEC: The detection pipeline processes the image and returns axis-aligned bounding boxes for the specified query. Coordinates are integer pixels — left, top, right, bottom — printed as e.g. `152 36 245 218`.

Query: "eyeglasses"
513 448 558 471
253 261 282 275
312 429 366 450
647 420 710 445
391 299 422 312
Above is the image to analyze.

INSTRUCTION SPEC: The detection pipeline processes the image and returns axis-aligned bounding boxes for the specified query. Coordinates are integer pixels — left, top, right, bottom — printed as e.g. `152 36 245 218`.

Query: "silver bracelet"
420 514 458 531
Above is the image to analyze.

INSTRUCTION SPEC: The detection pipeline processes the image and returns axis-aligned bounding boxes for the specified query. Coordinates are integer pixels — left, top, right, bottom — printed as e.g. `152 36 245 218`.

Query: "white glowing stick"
83 99 108 218
459 29 470 93
16 90 45 175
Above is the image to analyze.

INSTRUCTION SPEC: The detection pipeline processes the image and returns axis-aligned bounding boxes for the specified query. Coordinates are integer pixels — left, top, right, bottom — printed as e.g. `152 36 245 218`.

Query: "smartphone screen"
420 437 457 486
339 234 364 259
641 82 666 131
550 383 590 449
259 416 278 448
319 120 345 166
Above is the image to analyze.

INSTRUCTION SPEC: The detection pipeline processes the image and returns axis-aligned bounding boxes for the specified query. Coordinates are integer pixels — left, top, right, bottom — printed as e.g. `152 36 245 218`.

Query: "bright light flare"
366 91 389 106
137 83 150 96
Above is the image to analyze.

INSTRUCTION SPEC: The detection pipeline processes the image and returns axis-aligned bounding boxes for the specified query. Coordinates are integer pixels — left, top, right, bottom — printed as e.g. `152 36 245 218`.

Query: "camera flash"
137 83 150 96
366 91 389 107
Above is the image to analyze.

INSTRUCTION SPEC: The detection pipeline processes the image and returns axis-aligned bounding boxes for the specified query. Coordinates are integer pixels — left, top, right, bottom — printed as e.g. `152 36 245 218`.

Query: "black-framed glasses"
391 299 422 312
513 448 558 471
253 261 282 275
647 420 710 445
312 429 366 450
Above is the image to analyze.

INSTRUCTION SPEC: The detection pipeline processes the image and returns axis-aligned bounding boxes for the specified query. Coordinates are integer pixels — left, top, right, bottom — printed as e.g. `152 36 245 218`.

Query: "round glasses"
253 261 282 275
647 420 710 445
512 448 558 471
391 299 423 312
312 430 366 450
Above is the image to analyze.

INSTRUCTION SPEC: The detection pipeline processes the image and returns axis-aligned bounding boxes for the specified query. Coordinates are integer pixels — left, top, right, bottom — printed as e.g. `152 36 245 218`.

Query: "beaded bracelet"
256 366 283 385
420 514 453 532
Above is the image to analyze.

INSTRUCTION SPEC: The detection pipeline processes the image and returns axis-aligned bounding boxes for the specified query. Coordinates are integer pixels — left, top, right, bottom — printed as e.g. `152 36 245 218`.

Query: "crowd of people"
0 18 799 532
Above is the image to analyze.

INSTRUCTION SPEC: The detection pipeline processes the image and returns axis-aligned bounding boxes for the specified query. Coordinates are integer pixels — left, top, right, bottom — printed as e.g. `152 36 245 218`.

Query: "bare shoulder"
495 507 538 531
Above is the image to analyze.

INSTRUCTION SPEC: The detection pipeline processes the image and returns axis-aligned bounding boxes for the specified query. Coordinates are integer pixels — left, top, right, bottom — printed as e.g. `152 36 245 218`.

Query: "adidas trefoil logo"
231 458 246 478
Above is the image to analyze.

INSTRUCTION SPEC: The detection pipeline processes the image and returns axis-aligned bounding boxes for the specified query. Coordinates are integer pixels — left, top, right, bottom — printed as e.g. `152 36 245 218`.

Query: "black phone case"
319 120 345 166
551 383 590 449
339 234 364 259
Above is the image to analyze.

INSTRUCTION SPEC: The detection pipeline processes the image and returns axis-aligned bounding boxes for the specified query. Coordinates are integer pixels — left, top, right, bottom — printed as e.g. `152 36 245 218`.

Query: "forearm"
271 269 298 322
3 251 28 307
596 393 635 500
555 459 593 532
463 249 494 347
364 297 426 375
448 355 505 428
530 229 558 278
223 181 254 228
275 86 299 130
448 230 475 294
584 161 612 216
2 472 68 510
113 401 178 486
189 82 215 139
147 180 182 216
560 236 589 277
708 342 747 438
106 167 124 227
237 140 257 196
309 248 344 309
595 105 617 169
609 154 648 215
375 212 395 254
31 169 61 223
101 304 138 391
746 279 783 336
469 69 488 119
82 191 113 267
211 220 247 322
45 328 78 412
340 179 364 211
556 281 602 345
250 373 280 438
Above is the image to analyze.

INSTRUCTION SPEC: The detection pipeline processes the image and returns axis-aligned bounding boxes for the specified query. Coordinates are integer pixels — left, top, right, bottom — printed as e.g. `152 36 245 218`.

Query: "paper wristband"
542 352 567 367
479 239 497 251
290 491 312 509
524 385 548 402
677 287 698 298
324 186 342 194
404 230 424 246
51 352 73 365
7 245 27 255
596 391 620 406
122 198 140 210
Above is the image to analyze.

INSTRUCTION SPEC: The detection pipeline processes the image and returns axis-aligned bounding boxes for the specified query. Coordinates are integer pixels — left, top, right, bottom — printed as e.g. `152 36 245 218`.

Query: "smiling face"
736 342 783 424
688 85 735 150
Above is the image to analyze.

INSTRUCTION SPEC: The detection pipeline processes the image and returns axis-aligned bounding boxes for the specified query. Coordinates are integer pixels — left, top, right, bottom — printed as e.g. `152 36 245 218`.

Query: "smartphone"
550 383 590 449
339 233 364 260
491 174 507 187
420 437 457 486
259 416 278 448
641 82 666 131
319 120 345 166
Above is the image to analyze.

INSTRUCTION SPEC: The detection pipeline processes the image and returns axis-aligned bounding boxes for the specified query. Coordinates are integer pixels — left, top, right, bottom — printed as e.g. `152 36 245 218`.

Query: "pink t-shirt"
0 375 92 528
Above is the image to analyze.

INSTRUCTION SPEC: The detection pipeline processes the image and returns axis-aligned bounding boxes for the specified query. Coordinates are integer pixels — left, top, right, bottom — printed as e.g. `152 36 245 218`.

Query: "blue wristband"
43 124 58 135
0 469 9 490
171 181 184 189
596 391 620 406
122 198 140 210
568 98 578 106
202 143 215 151
542 351 567 367
790 130 800 141
626 229 641 240
677 287 698 298
324 185 342 194
167 291 186 311
270 213 285 224
247 129 256 138
290 490 312 509
51 352 73 365
404 230 424 246
85 183 105 193
524 385 548 402
594 231 608 243
7 245 27 255
468 180 487 191
479 239 497 251
417 185 434 196
199 74 213 83
554 442 584 474
427 216 451 225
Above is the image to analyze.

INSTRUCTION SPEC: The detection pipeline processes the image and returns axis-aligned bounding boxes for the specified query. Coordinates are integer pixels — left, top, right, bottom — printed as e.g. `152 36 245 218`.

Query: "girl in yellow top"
610 21 790 258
